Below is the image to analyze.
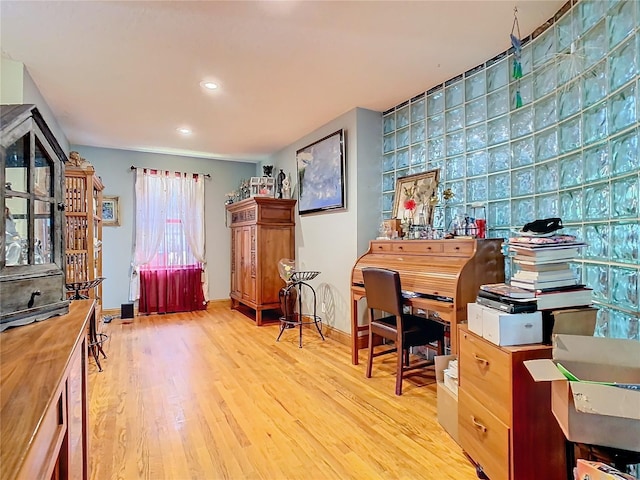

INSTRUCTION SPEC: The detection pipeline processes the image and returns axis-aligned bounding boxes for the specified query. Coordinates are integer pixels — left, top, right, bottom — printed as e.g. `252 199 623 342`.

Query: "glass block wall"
381 0 639 340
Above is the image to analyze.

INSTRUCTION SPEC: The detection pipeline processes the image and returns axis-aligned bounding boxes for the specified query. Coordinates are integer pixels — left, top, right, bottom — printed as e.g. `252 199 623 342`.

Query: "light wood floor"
88 304 478 480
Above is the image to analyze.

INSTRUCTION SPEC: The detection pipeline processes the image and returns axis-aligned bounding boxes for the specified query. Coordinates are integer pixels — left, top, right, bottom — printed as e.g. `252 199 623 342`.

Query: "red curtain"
139 265 205 314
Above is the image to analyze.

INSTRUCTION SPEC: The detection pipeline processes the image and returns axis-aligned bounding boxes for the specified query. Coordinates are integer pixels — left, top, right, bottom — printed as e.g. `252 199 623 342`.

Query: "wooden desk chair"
362 267 445 395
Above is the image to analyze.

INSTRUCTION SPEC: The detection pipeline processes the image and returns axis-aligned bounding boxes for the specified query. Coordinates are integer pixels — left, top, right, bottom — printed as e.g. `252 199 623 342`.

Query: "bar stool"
276 271 325 348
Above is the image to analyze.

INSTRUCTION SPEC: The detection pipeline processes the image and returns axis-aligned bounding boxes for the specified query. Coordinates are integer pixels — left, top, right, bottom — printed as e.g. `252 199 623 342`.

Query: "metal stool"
276 271 325 348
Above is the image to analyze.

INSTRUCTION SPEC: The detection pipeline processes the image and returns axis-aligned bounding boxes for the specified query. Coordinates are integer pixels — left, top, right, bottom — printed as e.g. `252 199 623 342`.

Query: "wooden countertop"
0 299 94 478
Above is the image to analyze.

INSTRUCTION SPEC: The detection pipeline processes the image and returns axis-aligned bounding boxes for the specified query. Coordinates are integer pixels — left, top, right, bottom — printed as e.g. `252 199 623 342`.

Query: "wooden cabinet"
1 104 69 331
64 166 104 311
458 326 566 480
0 300 93 480
226 197 296 325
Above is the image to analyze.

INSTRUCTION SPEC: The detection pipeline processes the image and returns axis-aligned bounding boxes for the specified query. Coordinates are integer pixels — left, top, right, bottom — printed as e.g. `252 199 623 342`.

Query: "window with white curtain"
130 168 207 314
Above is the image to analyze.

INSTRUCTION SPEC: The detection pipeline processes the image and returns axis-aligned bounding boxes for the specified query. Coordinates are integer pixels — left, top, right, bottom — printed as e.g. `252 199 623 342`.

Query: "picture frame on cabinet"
249 177 275 197
296 129 346 215
392 169 440 225
102 195 120 226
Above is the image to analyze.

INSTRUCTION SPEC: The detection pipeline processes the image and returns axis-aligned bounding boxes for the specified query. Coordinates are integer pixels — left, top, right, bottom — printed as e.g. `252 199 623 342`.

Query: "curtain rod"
130 165 211 178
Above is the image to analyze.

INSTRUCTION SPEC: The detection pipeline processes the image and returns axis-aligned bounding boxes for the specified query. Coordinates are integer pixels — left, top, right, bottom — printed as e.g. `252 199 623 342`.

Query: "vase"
279 283 298 324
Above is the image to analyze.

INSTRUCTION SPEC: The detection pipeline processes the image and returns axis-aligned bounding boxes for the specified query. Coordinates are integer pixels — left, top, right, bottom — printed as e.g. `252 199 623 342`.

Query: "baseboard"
102 304 138 318
102 299 230 317
207 298 231 308
323 325 351 346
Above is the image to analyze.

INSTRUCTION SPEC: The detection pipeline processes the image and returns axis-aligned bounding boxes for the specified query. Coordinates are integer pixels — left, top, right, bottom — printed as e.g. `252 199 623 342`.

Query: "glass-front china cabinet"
1 105 68 331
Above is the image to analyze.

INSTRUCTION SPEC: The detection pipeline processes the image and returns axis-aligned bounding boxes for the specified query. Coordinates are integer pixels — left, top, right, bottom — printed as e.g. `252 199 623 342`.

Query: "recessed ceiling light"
200 81 218 90
177 127 192 135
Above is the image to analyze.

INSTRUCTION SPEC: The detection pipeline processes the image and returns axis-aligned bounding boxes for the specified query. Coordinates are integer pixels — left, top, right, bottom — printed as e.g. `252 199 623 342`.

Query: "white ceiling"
1 0 565 163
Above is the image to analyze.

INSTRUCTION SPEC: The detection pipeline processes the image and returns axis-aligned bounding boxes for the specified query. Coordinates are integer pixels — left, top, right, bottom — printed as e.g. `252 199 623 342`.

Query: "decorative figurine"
263 165 274 177
277 169 286 198
282 174 291 200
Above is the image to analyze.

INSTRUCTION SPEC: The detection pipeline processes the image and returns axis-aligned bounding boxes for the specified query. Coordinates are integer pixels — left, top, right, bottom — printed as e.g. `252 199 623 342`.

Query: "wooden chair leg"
366 329 374 378
395 344 404 396
404 348 410 366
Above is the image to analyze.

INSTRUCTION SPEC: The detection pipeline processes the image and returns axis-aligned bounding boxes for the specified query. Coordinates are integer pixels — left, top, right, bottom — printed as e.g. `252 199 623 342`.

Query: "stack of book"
506 234 593 310
477 283 537 313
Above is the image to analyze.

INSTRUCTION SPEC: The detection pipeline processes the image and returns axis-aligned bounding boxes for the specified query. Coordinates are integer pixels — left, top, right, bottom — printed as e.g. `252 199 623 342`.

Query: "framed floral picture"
392 169 440 224
102 195 120 226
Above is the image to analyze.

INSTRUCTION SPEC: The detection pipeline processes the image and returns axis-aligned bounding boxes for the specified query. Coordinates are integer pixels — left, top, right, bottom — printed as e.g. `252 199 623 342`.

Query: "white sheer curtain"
177 172 208 299
129 168 207 301
129 168 168 300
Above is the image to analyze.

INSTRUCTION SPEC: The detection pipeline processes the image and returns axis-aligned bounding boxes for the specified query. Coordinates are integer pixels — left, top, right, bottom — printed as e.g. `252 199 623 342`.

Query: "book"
479 282 536 299
476 295 538 314
478 289 537 303
537 283 587 293
516 262 570 272
535 287 593 310
509 234 578 245
509 245 581 259
513 255 578 266
511 277 579 290
512 269 575 281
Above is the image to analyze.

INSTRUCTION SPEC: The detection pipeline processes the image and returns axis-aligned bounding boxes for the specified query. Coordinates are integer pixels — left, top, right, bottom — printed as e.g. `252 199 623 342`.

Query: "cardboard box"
550 307 598 336
443 370 458 396
542 307 599 344
469 302 542 346
467 302 484 336
435 355 459 445
524 335 640 451
575 460 635 480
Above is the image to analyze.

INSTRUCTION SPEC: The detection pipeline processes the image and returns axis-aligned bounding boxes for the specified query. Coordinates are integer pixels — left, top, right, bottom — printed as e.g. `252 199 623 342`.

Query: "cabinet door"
241 226 256 302
63 337 88 479
231 228 242 297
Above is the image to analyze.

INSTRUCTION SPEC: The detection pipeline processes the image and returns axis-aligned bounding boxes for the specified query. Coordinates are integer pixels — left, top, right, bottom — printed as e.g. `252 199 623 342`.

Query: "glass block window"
381 0 639 341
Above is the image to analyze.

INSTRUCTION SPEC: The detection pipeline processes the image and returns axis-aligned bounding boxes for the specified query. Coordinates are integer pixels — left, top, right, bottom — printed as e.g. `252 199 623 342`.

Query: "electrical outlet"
321 302 326 313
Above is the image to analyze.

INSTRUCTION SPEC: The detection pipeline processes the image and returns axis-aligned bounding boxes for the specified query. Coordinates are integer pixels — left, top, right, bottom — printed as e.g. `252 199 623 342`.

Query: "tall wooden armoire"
226 197 296 325
64 165 104 315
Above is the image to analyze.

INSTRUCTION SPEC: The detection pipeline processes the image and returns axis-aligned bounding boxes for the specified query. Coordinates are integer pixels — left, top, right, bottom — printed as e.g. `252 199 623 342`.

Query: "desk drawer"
459 329 511 425
459 388 510 480
443 241 475 255
392 242 443 254
370 242 393 252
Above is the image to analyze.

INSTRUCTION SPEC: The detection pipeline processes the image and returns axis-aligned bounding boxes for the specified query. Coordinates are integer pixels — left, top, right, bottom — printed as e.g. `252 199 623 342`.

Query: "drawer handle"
455 246 460 250
474 354 489 366
377 245 383 249
471 416 488 433
397 246 403 250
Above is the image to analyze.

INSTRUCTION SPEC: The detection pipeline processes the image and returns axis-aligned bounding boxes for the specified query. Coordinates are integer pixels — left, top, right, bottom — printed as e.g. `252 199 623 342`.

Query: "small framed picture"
102 196 120 226
250 177 275 197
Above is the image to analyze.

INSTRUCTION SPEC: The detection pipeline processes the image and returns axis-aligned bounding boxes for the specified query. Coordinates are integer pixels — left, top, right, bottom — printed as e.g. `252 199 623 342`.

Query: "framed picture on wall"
296 129 346 215
102 195 120 226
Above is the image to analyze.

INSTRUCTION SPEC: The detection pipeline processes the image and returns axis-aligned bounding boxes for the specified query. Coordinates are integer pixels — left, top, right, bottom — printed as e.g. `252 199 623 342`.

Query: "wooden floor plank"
88 305 477 479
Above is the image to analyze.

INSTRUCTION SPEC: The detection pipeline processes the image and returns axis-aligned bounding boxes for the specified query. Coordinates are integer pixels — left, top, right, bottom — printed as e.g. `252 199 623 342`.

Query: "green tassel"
515 91 523 109
512 62 523 80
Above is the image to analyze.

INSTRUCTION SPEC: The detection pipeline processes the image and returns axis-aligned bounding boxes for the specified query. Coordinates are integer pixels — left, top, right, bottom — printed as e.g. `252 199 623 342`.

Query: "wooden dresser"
0 300 93 480
458 326 566 480
350 238 504 362
226 197 296 325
